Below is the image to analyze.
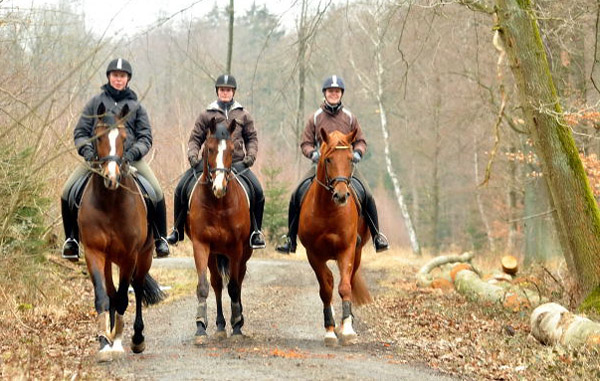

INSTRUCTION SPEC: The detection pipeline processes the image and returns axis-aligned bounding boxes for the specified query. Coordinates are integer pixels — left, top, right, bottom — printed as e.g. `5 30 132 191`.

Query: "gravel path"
100 256 457 381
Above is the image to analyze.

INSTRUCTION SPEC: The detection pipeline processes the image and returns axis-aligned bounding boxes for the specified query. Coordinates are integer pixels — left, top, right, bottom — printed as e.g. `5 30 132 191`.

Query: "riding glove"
189 155 200 168
80 145 95 162
311 151 320 163
123 150 136 164
242 155 255 168
352 150 362 164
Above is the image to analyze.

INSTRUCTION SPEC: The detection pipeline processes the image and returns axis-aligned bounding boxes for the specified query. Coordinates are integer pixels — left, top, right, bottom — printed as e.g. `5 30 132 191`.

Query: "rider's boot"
166 191 185 245
61 198 80 261
364 195 389 253
276 197 298 254
154 197 170 257
250 196 266 249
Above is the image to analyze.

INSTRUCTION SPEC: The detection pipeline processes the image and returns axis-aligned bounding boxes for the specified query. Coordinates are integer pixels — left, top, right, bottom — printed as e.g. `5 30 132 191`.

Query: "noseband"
316 145 355 193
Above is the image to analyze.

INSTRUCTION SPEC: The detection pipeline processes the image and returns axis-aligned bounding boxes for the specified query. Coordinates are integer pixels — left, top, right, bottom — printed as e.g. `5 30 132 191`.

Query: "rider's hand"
242 155 255 168
123 150 136 164
311 151 320 164
351 150 362 164
189 155 200 168
81 145 95 162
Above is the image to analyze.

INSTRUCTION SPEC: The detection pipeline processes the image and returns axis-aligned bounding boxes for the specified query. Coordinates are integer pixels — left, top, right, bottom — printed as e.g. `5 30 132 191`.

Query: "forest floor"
1 246 599 380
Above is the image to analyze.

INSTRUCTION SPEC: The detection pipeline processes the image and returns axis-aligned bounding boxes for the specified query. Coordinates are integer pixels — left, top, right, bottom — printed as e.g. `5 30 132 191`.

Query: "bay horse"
186 118 253 345
78 102 164 362
298 128 372 347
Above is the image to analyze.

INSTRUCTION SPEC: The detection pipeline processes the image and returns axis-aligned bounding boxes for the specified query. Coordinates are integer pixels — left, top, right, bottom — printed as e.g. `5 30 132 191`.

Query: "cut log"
454 268 543 310
531 302 600 348
501 255 518 275
416 252 474 287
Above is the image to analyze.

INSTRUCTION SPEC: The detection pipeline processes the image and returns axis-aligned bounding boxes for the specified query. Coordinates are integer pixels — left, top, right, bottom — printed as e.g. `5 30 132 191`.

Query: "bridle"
199 128 233 185
315 144 355 193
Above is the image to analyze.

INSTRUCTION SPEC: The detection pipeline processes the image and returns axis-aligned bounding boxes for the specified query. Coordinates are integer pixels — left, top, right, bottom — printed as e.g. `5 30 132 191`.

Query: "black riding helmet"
106 58 133 79
215 74 237 94
322 75 345 93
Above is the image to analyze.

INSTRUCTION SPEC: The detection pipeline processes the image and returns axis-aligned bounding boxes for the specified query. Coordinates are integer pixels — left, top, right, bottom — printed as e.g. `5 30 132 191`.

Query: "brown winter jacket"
300 102 367 159
187 100 258 166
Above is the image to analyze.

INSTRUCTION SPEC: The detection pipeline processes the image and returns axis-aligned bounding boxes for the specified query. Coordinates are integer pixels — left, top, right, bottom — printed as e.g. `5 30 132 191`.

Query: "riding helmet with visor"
215 74 237 91
106 58 133 79
322 75 345 94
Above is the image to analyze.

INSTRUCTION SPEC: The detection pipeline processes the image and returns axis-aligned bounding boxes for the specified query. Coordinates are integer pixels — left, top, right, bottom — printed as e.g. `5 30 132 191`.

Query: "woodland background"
3 0 600 262
4 0 600 378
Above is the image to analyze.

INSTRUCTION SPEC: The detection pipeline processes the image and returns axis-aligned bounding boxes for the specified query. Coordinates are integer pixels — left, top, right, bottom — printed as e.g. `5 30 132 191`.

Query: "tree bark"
531 302 600 348
226 0 234 74
495 0 600 305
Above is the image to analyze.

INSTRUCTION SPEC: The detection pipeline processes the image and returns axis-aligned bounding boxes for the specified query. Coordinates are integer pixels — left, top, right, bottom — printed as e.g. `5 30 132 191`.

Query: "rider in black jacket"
60 58 170 260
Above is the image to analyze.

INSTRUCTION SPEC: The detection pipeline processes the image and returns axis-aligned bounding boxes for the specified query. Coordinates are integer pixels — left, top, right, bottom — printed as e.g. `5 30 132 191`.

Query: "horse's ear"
119 104 130 120
228 118 238 134
97 102 106 117
319 127 329 145
208 117 217 135
348 128 358 143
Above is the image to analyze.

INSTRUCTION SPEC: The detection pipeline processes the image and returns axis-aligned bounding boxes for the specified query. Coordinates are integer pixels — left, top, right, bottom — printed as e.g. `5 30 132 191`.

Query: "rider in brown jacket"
276 75 389 254
167 74 266 249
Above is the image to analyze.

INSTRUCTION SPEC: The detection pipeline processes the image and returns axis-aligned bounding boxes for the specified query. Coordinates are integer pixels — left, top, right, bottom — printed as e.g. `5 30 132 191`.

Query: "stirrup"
249 231 266 249
62 238 80 261
374 232 390 252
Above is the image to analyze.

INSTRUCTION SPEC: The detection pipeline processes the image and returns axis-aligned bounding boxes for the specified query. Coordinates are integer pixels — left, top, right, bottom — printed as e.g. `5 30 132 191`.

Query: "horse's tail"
142 273 166 306
217 254 230 288
351 269 372 306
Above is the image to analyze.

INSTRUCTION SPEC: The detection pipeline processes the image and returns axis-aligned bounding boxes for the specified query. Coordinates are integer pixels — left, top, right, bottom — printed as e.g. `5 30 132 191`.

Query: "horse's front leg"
337 250 357 346
208 254 227 340
85 249 113 362
307 251 337 347
193 240 210 346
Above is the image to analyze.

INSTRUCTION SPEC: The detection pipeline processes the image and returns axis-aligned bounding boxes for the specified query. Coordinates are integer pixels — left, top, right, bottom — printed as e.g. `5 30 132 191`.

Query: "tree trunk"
226 0 234 74
495 0 600 305
531 302 600 348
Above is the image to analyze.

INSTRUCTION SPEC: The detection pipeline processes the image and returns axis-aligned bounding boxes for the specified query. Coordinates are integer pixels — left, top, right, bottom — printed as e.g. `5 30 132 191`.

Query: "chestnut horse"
186 118 253 345
78 103 164 362
298 129 372 347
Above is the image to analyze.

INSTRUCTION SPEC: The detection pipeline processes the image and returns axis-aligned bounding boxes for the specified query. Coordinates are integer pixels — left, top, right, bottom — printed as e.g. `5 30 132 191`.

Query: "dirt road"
98 256 457 380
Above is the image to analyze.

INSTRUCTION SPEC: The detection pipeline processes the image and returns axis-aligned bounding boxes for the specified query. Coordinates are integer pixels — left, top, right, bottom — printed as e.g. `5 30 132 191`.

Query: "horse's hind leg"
131 274 146 353
208 255 227 340
307 253 336 346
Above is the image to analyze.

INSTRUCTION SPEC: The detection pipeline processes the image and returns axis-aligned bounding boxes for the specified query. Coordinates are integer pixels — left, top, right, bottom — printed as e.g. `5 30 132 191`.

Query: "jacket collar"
207 100 243 112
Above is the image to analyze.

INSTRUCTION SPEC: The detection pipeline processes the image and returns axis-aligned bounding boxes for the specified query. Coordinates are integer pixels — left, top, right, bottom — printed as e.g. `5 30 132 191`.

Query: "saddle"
185 164 254 209
67 170 158 214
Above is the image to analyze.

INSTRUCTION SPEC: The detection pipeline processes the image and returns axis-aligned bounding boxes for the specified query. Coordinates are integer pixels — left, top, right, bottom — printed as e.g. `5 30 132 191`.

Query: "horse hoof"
324 331 338 347
340 333 357 346
194 334 208 346
131 341 146 354
229 333 244 342
213 330 227 341
96 350 113 363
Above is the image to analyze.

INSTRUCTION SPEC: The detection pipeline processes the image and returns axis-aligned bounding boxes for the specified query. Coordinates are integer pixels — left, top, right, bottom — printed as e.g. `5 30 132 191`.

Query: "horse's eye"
325 158 331 164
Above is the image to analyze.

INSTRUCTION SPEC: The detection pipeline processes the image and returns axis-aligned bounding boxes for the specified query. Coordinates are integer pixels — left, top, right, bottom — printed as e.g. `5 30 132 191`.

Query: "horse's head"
318 128 358 206
93 102 129 190
203 117 236 198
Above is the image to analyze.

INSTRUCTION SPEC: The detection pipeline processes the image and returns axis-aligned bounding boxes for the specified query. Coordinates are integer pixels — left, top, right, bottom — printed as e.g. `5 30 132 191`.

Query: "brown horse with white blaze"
78 102 164 362
298 128 372 347
186 117 253 345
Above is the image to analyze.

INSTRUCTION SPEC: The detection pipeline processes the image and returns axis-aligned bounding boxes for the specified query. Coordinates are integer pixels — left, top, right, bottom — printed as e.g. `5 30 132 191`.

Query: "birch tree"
348 1 421 254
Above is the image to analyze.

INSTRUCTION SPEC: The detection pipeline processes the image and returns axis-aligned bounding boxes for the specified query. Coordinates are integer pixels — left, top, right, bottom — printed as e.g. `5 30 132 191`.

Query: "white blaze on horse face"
213 139 227 196
107 128 119 178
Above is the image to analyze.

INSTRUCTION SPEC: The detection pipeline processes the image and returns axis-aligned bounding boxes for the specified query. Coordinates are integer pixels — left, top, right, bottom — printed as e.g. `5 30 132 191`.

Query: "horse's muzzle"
332 186 350 206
